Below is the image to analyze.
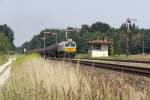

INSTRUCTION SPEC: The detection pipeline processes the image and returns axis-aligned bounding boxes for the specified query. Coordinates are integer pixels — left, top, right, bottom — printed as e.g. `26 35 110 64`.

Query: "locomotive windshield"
65 41 76 47
71 43 76 47
65 43 70 47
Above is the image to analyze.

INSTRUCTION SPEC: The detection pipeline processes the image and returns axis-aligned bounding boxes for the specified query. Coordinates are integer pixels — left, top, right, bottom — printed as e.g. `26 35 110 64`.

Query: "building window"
93 44 101 50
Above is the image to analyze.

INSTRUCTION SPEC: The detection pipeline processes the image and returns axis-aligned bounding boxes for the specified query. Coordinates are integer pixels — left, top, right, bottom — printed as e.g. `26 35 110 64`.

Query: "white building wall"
88 44 109 58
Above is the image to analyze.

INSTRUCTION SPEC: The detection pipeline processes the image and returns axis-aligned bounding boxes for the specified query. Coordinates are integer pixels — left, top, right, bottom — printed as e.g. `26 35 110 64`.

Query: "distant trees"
120 22 141 54
142 29 150 53
91 22 111 33
73 22 112 53
0 24 15 48
0 24 15 53
20 21 150 55
19 28 66 53
0 33 11 53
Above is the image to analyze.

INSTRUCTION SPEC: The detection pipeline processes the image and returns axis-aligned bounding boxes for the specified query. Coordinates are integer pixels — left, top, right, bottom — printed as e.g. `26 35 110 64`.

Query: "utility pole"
125 18 137 56
142 31 145 54
65 29 74 40
55 33 57 44
41 35 46 58
42 32 57 58
42 32 50 58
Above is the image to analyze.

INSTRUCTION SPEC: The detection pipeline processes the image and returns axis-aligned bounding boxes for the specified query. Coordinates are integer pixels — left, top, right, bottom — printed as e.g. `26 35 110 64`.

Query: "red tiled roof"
88 39 111 44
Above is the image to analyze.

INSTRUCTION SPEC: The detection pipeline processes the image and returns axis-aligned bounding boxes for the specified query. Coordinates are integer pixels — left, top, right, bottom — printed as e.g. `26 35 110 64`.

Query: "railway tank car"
35 38 76 58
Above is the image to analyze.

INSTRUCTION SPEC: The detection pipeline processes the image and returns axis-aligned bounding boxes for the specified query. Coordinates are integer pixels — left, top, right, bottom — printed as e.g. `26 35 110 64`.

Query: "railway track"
69 59 150 77
80 58 150 64
89 58 150 64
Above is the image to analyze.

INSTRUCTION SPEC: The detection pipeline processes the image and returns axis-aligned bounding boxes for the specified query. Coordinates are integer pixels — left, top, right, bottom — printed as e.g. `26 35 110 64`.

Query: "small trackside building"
88 39 111 58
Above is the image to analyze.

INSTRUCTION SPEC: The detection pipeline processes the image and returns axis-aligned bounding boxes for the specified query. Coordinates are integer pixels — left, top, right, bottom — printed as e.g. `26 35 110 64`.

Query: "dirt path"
0 58 14 87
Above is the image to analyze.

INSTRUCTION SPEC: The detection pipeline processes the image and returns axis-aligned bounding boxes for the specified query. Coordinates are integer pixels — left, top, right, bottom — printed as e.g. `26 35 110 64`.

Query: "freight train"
33 38 76 58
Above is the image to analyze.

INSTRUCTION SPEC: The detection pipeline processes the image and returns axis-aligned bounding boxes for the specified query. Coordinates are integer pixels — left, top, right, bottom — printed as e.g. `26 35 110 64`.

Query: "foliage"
20 21 150 55
0 54 7 65
0 33 12 53
0 24 15 53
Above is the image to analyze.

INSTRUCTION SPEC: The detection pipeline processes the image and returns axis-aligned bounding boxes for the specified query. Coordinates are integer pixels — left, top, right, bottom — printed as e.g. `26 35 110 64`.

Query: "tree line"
19 21 150 55
0 24 15 54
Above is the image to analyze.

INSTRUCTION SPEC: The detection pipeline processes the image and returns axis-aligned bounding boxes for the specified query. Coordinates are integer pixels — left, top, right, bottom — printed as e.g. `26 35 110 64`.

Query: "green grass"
75 53 89 59
75 53 150 61
92 54 150 61
0 54 147 100
11 53 40 67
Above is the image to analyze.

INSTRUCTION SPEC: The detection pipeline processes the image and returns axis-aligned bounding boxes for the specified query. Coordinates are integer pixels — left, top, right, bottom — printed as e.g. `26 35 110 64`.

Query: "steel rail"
93 59 150 64
79 58 150 64
70 59 150 77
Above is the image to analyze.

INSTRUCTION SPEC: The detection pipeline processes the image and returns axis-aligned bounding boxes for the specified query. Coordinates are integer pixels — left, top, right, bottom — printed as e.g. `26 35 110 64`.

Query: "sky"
0 0 150 46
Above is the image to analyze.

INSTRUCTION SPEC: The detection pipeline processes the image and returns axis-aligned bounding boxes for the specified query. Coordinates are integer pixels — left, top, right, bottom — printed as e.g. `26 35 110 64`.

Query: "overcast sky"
0 0 150 46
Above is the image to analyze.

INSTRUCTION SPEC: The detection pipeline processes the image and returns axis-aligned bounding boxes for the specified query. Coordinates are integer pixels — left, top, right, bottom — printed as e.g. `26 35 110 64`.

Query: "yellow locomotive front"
64 39 76 53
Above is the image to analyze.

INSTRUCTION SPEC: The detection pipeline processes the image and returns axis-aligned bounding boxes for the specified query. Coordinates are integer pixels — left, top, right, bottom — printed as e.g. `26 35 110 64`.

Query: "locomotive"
34 38 76 58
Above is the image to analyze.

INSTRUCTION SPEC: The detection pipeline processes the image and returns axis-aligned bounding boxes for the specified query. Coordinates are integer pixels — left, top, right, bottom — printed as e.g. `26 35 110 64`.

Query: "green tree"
20 21 150 55
0 33 11 53
0 24 15 50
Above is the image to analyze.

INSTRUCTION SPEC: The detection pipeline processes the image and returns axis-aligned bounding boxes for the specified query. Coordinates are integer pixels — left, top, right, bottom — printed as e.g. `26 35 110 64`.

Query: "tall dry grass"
0 55 146 100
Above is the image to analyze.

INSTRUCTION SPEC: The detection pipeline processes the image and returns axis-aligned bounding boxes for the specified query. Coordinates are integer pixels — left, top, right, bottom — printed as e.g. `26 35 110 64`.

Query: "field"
0 54 149 100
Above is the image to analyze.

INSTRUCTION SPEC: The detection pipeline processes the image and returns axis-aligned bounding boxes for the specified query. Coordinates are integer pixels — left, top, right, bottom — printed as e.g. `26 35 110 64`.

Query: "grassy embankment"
0 54 147 100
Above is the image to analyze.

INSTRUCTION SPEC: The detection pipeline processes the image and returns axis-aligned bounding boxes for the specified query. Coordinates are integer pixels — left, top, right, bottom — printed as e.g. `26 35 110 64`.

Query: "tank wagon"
34 39 76 58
